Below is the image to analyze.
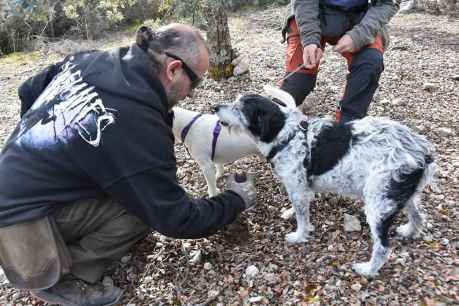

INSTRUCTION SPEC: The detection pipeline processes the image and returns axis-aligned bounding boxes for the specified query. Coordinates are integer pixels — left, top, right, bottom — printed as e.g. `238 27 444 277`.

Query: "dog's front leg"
283 182 314 244
199 162 219 197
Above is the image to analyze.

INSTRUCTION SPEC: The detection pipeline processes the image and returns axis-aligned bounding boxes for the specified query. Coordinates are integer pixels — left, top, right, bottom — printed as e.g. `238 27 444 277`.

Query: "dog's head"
215 93 290 143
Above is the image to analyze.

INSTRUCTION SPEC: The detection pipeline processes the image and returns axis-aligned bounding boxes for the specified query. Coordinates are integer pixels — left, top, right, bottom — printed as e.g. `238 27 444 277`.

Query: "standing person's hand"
333 35 355 54
303 44 323 69
224 173 257 210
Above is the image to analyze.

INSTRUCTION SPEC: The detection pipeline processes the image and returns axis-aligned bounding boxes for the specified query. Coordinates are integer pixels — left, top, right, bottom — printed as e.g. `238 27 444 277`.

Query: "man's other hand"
333 35 355 54
303 44 323 69
224 173 257 210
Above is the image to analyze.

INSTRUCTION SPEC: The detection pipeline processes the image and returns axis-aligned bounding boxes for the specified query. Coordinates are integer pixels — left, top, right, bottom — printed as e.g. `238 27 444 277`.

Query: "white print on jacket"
17 58 116 149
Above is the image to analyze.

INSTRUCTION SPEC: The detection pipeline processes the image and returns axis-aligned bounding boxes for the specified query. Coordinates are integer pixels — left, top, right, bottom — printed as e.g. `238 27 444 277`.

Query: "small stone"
437 127 454 137
422 83 438 92
204 262 213 270
390 98 403 106
351 283 362 292
249 296 264 303
189 249 202 264
245 265 259 278
121 254 131 264
441 238 449 246
208 290 220 298
264 273 278 285
102 276 114 287
344 214 362 232
267 263 279 272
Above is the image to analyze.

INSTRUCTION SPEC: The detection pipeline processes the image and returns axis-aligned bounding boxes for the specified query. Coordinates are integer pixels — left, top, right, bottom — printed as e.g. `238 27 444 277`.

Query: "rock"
351 282 362 292
422 83 438 92
233 59 249 76
189 249 202 264
264 273 278 285
204 262 213 270
281 207 295 220
344 214 362 232
441 238 449 246
390 98 403 106
102 276 114 287
399 0 416 14
437 127 454 137
249 296 264 303
121 254 131 264
245 265 259 279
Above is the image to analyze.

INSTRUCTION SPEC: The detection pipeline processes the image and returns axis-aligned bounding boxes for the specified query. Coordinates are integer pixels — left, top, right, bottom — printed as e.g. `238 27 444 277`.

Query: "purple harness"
180 114 222 161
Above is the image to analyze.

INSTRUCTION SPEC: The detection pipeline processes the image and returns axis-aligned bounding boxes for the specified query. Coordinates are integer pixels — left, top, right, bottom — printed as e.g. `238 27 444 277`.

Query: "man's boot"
30 275 122 306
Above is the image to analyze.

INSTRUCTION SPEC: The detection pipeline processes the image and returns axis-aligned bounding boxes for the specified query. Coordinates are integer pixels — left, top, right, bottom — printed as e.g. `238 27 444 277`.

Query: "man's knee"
280 73 317 106
351 48 384 76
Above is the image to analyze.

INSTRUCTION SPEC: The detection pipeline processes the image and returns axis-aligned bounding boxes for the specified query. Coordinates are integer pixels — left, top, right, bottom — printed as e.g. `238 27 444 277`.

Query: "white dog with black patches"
172 107 259 197
214 88 436 277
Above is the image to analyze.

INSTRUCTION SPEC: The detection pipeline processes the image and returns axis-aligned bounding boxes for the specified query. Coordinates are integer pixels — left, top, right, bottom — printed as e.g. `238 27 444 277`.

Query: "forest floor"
0 5 458 306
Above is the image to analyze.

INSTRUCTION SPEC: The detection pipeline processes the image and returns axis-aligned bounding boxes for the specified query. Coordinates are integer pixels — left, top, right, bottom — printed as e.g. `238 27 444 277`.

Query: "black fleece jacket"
0 44 245 238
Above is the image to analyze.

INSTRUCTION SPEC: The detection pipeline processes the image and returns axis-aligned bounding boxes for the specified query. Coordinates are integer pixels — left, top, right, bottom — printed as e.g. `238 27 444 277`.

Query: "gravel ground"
0 6 458 306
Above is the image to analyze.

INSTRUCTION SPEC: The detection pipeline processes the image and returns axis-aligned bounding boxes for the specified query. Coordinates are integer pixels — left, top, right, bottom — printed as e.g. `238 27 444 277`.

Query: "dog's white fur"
215 88 436 277
172 107 259 197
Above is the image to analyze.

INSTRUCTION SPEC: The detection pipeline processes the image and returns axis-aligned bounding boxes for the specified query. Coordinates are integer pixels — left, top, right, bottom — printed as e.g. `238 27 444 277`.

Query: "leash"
278 64 305 85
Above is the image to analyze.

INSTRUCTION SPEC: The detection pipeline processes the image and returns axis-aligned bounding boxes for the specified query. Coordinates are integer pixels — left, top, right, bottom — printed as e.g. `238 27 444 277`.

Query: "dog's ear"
263 85 297 109
259 112 285 143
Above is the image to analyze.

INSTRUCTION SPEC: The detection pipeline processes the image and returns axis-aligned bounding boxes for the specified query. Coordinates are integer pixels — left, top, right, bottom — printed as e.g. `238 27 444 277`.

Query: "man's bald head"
136 23 209 71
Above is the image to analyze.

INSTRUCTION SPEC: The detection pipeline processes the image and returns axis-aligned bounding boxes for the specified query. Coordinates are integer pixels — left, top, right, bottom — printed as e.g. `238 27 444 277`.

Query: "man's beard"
166 82 182 110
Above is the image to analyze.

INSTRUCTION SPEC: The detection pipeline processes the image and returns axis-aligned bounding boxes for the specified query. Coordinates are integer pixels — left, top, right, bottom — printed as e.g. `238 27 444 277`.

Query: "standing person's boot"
30 275 122 306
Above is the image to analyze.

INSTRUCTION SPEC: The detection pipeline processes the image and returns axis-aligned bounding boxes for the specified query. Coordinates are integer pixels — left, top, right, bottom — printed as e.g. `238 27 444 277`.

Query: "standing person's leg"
32 197 150 306
338 35 385 123
280 17 320 106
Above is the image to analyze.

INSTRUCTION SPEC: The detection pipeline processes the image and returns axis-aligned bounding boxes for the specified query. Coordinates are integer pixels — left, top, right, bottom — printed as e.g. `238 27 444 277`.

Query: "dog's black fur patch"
307 123 353 176
240 94 286 143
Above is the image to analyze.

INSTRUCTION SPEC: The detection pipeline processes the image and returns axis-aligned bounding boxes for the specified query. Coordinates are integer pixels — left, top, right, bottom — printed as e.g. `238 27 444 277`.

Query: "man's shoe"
30 277 122 306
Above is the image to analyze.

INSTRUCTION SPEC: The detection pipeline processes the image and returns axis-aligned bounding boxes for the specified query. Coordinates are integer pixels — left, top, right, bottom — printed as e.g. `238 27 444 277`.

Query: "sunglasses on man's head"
165 52 203 89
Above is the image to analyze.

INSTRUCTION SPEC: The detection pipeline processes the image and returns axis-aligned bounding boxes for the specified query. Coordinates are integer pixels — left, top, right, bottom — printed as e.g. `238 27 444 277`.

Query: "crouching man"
0 24 256 306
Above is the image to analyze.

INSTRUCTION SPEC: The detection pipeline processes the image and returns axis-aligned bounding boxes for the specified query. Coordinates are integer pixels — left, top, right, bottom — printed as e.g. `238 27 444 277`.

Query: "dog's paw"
352 262 377 278
285 231 309 244
396 224 419 239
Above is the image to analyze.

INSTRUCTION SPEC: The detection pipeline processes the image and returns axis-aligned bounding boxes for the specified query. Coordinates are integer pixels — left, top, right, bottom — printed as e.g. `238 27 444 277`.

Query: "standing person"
279 0 400 123
0 24 256 306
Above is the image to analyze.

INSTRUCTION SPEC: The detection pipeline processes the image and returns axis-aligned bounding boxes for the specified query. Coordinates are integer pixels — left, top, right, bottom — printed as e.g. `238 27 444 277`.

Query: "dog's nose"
214 105 222 113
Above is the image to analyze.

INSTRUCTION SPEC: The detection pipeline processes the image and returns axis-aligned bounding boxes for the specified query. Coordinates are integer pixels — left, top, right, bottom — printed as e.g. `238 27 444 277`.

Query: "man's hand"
224 173 256 210
333 35 355 54
303 44 323 69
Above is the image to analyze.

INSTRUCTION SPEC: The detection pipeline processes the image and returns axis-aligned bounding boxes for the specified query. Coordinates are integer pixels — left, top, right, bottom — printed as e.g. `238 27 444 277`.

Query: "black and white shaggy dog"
214 89 436 277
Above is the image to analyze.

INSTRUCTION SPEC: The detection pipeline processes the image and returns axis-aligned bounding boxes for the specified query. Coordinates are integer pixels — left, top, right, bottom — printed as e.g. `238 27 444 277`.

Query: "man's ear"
136 26 155 52
259 112 285 143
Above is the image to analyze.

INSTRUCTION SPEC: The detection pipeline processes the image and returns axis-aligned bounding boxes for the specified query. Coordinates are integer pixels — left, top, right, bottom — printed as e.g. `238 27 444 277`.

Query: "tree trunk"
203 0 234 81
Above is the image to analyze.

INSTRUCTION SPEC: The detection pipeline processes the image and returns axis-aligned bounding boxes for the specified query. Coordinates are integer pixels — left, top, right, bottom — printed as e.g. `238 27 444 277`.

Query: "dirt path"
0 7 458 306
